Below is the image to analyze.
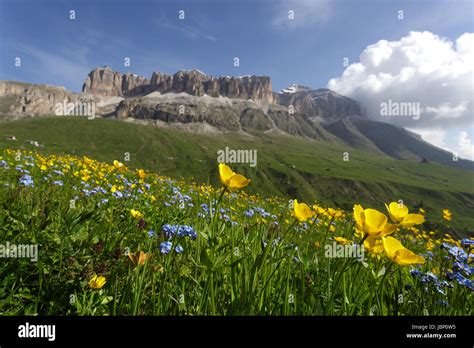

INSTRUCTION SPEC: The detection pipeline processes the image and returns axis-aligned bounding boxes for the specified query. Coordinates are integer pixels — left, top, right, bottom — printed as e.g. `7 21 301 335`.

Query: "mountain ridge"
0 66 472 171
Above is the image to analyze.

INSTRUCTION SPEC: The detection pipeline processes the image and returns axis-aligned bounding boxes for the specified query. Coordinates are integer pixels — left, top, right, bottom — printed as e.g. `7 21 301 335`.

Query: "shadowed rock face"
82 66 275 104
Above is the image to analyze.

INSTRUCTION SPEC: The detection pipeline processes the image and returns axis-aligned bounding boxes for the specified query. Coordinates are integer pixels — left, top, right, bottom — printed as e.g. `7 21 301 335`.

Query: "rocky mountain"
0 67 472 170
83 66 275 104
276 84 363 120
0 81 94 120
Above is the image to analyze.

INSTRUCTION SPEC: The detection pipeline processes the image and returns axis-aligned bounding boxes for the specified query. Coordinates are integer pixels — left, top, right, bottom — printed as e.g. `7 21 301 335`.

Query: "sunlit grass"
0 149 472 315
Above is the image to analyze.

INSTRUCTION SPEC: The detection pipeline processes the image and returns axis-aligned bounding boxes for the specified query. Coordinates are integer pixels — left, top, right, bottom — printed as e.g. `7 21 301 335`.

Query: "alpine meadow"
0 0 473 326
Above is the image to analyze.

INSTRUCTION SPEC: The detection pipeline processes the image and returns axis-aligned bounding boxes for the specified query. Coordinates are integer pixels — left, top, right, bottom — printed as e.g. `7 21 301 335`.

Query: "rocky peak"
277 84 363 119
82 67 275 103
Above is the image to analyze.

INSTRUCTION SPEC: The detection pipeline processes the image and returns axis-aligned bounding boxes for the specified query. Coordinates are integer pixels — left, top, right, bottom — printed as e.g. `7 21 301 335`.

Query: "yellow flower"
89 274 106 289
130 209 144 219
334 236 351 245
443 209 452 221
382 236 425 266
353 204 398 237
218 163 251 189
327 208 343 219
113 160 126 172
385 202 424 227
364 235 384 255
293 199 314 222
138 169 146 179
128 251 151 266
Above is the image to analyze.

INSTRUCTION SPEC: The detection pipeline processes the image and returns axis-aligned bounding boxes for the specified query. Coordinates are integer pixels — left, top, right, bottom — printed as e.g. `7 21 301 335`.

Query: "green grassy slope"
1 116 473 232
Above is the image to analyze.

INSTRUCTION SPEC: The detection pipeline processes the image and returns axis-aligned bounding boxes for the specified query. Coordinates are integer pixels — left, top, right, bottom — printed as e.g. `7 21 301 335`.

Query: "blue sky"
0 0 473 158
0 0 471 91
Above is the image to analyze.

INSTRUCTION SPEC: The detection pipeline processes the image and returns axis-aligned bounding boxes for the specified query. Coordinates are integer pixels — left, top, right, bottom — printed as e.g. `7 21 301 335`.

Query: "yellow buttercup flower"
138 169 146 179
218 163 251 189
293 199 314 222
89 274 106 289
113 160 126 172
382 236 425 266
353 204 398 237
130 209 144 219
334 236 351 245
327 208 343 219
385 202 424 227
364 235 384 255
443 209 452 221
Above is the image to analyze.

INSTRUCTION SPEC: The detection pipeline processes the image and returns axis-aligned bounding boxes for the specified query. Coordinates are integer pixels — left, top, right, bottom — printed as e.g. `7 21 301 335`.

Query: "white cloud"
328 31 474 130
457 131 474 161
271 0 332 30
328 31 474 160
409 128 448 149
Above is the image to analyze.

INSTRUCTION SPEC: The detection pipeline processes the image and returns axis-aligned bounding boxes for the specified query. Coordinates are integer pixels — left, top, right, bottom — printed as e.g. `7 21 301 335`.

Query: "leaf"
377 266 386 278
200 248 214 270
100 296 113 305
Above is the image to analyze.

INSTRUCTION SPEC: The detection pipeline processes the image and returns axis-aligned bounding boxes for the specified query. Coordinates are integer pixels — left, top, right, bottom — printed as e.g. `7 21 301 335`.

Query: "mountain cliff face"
82 66 275 104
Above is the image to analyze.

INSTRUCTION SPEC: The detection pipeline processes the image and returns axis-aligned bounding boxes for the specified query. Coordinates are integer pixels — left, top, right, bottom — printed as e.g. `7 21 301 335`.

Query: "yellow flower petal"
218 163 233 186
363 209 388 235
353 204 365 230
401 214 425 227
380 223 399 237
382 236 425 266
228 174 251 189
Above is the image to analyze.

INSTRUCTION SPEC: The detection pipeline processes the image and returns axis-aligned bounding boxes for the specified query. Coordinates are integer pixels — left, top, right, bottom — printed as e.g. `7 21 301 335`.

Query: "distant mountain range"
0 66 472 170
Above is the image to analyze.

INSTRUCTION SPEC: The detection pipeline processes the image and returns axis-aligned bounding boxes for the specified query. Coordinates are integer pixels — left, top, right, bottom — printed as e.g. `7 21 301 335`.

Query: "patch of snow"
279 84 312 94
